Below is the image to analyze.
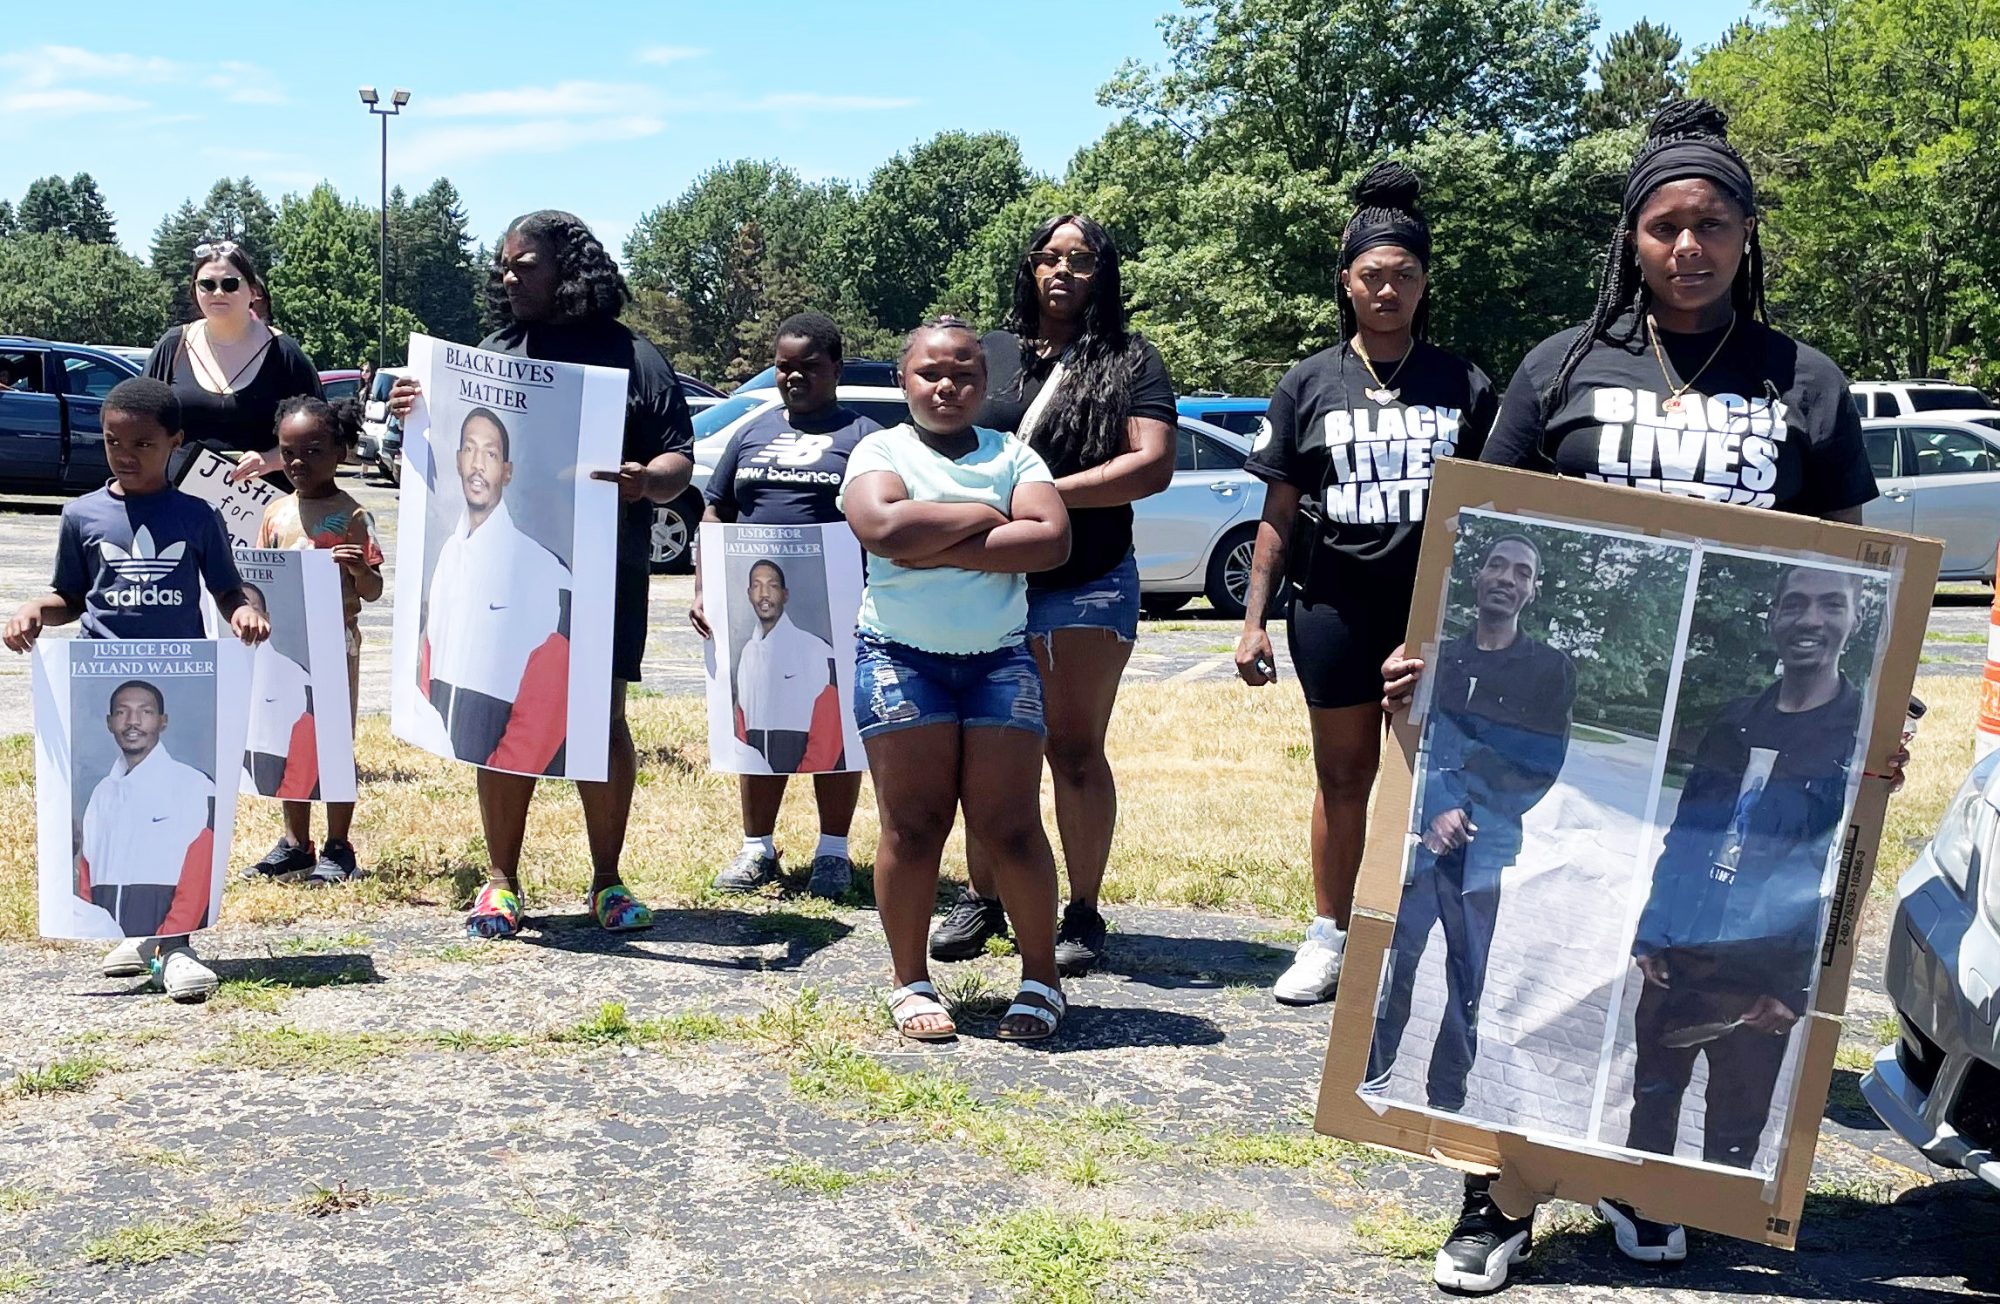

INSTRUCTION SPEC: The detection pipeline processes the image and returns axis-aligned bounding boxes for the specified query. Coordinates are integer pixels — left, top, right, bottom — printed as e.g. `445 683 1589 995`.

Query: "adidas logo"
101 527 186 582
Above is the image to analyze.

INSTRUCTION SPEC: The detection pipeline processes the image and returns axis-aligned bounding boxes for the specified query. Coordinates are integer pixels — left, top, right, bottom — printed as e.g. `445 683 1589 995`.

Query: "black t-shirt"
1482 312 1876 515
146 324 323 454
479 318 695 570
705 403 881 524
1246 340 1496 604
975 329 1179 591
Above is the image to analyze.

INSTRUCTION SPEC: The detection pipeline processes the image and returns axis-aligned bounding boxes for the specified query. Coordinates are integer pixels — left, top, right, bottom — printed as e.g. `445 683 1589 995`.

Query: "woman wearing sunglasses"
145 241 323 484
926 215 1176 977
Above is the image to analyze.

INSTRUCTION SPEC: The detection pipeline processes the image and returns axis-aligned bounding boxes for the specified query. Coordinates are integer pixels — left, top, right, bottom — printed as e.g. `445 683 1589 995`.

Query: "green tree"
388 178 482 353
1582 20 1684 132
17 174 116 245
149 179 278 323
1692 0 2000 384
267 184 422 369
0 233 170 344
0 201 14 238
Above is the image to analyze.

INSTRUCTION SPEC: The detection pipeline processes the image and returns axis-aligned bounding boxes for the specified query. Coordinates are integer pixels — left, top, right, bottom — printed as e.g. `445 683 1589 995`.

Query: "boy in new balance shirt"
4 377 269 1003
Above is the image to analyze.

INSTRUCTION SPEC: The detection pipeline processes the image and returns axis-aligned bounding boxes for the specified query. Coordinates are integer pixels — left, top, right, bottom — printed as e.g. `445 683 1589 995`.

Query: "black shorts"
611 562 649 683
1286 592 1409 710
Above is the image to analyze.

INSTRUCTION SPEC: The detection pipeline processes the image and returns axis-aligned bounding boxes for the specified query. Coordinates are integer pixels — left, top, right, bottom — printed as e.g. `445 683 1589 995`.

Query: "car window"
692 393 768 439
1863 429 1899 478
1908 427 1997 476
322 379 359 402
59 354 126 398
847 399 911 429
1849 393 1870 418
1174 425 1198 471
1908 387 1994 413
0 349 45 393
1195 433 1247 471
1203 410 1268 439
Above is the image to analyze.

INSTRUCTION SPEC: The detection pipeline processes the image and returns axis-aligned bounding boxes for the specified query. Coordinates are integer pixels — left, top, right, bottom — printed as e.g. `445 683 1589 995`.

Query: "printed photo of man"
1620 565 1864 1168
1364 535 1578 1110
239 582 318 799
733 558 843 773
418 406 572 774
77 680 218 937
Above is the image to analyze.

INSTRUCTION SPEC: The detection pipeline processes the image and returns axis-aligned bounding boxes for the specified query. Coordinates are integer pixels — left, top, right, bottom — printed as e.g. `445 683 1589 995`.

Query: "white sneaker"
102 937 155 979
157 944 219 1004
1274 929 1344 1006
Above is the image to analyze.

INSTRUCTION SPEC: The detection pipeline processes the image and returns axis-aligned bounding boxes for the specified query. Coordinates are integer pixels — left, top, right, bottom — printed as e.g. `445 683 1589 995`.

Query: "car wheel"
1205 526 1258 621
650 494 699 574
1140 593 1191 617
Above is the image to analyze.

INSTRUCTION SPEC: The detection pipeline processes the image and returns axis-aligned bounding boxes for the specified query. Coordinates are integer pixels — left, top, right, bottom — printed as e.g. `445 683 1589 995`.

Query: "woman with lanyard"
693 312 879 900
146 241 322 484
390 210 695 941
1236 163 1496 1009
926 214 1175 978
1381 101 1887 1296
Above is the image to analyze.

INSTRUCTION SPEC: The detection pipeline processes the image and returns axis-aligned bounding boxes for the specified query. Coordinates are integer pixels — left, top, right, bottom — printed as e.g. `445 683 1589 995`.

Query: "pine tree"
64 174 116 245
1582 20 1683 132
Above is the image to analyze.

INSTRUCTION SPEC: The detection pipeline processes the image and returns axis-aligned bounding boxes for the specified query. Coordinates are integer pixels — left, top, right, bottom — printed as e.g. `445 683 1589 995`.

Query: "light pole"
358 86 411 370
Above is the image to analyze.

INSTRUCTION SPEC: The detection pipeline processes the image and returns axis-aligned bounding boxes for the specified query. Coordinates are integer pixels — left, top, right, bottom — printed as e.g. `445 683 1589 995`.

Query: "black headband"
1623 140 1756 218
1343 210 1431 269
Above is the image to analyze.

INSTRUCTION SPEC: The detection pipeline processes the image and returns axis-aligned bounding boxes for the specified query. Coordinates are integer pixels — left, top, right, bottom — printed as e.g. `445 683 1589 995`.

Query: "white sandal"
890 981 957 1041
997 979 1065 1042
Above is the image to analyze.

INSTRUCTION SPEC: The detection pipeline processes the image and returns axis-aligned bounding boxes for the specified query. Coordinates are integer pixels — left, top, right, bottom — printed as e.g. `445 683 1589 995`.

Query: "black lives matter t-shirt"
705 404 881 525
976 329 1179 592
1246 340 1496 604
1481 312 1876 514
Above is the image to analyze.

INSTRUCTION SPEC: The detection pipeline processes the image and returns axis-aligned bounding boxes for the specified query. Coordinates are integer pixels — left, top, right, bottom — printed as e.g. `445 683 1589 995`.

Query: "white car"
1862 416 2000 582
656 398 1270 616
1852 379 2000 424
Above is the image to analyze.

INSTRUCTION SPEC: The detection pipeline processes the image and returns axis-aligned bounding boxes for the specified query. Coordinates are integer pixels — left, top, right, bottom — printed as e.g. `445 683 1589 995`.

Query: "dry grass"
0 675 1973 941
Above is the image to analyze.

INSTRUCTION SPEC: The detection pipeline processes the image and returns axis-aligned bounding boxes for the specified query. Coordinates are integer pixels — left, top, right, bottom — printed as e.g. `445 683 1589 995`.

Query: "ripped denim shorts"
1025 550 1140 642
851 631 1046 740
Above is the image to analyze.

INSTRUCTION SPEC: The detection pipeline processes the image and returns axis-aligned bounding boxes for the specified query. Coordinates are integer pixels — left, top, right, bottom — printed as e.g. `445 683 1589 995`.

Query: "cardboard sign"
700 521 866 774
1315 459 1941 1249
35 638 251 940
175 447 282 549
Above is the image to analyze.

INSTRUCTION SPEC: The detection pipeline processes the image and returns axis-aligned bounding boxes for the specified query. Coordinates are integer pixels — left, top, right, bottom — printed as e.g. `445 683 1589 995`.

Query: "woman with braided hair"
388 210 697 942
1237 161 1497 1008
1380 101 1882 1295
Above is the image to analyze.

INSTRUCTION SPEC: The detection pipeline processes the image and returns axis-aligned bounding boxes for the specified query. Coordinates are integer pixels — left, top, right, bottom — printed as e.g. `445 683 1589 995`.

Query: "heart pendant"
1366 387 1399 405
1663 394 1684 413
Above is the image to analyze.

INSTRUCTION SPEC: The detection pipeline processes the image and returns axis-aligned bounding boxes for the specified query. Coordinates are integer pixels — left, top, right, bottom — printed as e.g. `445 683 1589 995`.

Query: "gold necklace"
1354 339 1412 405
1647 312 1734 414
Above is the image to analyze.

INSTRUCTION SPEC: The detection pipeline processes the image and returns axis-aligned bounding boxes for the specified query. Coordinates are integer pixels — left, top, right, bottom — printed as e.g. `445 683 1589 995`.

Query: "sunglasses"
197 276 243 294
193 240 239 259
1028 249 1099 276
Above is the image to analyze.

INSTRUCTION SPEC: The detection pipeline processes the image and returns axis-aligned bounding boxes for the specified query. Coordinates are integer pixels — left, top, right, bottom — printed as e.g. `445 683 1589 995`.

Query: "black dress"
146 323 324 456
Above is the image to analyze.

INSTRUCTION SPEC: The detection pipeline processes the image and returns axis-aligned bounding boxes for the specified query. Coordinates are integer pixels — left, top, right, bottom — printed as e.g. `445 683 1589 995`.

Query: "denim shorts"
852 632 1046 740
1025 550 1140 642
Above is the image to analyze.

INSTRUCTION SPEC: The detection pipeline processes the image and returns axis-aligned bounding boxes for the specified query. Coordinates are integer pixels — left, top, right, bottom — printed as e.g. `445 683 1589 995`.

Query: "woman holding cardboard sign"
1379 100 1891 1295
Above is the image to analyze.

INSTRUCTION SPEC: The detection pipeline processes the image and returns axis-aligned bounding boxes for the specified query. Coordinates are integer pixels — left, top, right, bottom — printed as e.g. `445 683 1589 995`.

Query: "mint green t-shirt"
837 423 1056 654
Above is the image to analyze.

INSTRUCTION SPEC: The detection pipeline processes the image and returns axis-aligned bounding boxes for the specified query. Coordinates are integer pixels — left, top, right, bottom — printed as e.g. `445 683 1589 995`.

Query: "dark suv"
0 337 143 494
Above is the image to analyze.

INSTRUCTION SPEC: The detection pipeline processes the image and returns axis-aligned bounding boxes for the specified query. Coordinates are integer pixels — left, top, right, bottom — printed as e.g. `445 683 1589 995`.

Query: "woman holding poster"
1378 101 1891 1293
391 210 694 941
692 313 879 901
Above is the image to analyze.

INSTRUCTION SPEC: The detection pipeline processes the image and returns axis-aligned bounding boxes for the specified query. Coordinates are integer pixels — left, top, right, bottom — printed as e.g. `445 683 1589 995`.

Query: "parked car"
677 371 725 400
733 359 900 392
1862 417 2000 582
319 369 363 404
358 367 408 484
1861 747 2000 1191
1852 380 2000 421
91 344 153 370
1177 395 1272 445
0 336 143 494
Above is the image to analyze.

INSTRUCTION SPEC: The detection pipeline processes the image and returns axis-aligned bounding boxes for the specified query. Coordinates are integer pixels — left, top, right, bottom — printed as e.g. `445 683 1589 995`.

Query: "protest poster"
389 334 625 781
35 638 250 941
234 548 355 802
1316 459 1940 1249
699 521 865 775
174 446 283 549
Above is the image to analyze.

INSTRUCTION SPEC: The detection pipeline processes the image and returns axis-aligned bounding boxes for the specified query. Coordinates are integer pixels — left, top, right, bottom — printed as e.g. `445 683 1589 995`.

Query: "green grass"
1352 1204 1459 1259
80 1211 242 1266
272 931 373 955
1833 1043 1876 1074
0 1187 45 1215
431 942 505 965
6 1053 113 1097
1870 1016 1902 1045
427 1028 531 1052
961 1208 1174 1304
1927 631 1988 644
294 1181 371 1217
0 1265 42 1296
211 964 373 1013
1197 1128 1383 1175
508 1194 587 1235
767 1159 889 1196
546 1002 729 1048
126 1145 200 1172
201 1027 403 1073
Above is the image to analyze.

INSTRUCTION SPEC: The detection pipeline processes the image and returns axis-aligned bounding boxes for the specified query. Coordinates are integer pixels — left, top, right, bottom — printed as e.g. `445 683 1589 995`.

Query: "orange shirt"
258 490 384 656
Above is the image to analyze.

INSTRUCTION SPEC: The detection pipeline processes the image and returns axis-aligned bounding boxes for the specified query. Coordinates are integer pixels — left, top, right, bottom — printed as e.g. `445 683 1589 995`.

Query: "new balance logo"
760 433 836 467
101 528 187 582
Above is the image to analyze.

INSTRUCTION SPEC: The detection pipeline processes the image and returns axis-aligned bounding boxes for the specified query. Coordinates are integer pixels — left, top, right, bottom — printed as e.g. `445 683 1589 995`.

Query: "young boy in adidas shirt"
4 377 269 1003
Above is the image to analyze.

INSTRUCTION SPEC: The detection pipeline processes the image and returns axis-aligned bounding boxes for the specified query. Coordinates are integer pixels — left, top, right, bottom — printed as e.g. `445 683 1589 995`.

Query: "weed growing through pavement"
431 942 505 965
272 932 372 955
767 1160 891 1195
0 1265 42 1296
6 1054 113 1097
295 1181 372 1217
0 1187 45 1215
1352 1204 1459 1259
508 1193 588 1235
125 1145 200 1172
1870 1016 1902 1045
80 1211 243 1266
202 1027 403 1073
1195 1129 1384 1177
958 1207 1175 1304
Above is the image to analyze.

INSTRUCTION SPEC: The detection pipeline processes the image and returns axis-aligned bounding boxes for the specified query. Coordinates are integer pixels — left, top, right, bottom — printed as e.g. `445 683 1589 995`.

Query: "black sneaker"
929 887 1007 961
1597 1199 1686 1262
1434 1179 1533 1294
714 847 780 893
242 837 315 881
1054 901 1107 977
306 839 361 887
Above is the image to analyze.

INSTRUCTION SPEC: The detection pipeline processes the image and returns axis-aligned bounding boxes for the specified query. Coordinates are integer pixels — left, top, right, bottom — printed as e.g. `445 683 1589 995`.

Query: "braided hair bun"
1646 97 1731 142
1353 160 1423 214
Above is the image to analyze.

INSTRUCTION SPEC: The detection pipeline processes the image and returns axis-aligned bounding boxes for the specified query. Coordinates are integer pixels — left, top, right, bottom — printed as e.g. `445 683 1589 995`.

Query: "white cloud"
636 45 706 65
743 92 918 112
0 44 281 117
394 116 667 174
0 88 148 116
424 81 653 119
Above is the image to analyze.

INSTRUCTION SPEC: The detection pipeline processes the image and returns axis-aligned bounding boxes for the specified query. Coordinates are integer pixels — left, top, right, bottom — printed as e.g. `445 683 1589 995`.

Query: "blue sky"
0 0 1752 263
